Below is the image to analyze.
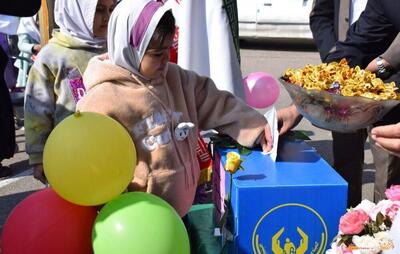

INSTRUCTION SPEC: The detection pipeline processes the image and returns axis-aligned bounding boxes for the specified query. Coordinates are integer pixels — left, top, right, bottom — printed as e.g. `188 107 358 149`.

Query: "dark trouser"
332 130 367 208
0 46 16 162
333 118 400 208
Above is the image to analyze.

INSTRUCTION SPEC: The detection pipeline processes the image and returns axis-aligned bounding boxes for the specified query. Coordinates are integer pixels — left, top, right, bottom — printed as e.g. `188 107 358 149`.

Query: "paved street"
0 39 375 231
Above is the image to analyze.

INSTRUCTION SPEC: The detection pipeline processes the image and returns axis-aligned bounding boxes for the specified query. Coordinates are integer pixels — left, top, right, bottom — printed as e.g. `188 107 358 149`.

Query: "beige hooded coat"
77 54 267 216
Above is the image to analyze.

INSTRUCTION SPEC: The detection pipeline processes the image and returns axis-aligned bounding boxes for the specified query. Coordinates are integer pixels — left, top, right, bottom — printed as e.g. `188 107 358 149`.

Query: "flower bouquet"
327 185 400 254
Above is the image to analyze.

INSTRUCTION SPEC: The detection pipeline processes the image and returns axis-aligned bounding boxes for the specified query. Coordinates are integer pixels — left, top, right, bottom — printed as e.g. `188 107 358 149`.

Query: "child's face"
139 34 174 80
93 0 116 38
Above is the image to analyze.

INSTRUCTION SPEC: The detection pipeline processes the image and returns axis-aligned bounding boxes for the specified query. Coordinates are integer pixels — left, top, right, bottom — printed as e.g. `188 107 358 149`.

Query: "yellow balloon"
43 112 136 206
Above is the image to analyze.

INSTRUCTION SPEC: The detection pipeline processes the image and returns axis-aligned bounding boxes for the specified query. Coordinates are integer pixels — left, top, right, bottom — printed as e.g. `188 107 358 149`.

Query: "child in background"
25 0 117 184
77 0 272 217
14 14 41 88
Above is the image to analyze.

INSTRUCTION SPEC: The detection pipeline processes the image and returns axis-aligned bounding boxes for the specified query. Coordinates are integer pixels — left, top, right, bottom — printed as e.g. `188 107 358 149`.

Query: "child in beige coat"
77 0 272 217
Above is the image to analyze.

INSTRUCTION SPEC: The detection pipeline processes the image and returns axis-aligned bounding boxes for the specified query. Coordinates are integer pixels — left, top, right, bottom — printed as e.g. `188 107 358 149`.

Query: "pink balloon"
243 72 280 108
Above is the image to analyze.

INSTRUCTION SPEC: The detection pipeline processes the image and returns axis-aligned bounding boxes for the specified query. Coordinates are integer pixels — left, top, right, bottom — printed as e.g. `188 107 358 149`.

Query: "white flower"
325 242 351 254
352 249 380 254
373 231 394 250
352 235 380 251
325 249 335 254
373 231 389 240
354 199 376 216
379 223 388 231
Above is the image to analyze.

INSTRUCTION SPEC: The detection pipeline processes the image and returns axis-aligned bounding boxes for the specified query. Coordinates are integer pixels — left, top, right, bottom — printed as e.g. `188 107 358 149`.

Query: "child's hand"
33 164 47 184
260 124 273 153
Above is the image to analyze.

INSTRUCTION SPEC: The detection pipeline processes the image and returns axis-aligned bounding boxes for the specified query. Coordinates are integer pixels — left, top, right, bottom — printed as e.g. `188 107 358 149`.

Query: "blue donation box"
212 140 347 254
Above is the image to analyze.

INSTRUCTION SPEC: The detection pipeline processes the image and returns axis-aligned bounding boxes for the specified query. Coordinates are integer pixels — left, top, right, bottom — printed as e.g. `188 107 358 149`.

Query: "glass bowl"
280 78 400 133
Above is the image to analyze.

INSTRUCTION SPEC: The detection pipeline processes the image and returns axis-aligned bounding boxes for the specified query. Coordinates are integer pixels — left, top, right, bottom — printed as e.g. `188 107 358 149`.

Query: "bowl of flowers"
326 185 400 254
281 59 400 133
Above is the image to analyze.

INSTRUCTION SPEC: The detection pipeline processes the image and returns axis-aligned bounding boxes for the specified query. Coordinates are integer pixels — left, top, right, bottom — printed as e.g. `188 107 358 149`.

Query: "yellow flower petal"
224 161 237 173
227 151 240 161
225 152 242 174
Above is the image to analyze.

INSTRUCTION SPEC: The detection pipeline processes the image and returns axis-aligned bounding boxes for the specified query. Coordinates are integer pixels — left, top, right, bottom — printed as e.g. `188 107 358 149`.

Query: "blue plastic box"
212 141 347 254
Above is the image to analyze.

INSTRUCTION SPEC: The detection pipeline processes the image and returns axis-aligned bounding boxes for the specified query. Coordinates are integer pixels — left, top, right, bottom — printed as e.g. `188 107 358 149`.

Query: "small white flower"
352 249 380 254
352 235 380 251
325 249 335 254
379 223 388 231
378 238 394 250
372 231 394 250
354 199 376 215
373 231 389 240
325 242 349 254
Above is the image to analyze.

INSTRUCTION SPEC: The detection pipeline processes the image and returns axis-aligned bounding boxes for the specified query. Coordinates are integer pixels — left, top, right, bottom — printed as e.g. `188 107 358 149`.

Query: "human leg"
332 129 368 208
0 44 16 178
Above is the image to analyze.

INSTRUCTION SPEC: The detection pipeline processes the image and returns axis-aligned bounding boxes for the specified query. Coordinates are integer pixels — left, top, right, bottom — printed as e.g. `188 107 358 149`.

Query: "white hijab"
107 0 172 75
17 15 41 43
0 15 20 35
54 0 105 48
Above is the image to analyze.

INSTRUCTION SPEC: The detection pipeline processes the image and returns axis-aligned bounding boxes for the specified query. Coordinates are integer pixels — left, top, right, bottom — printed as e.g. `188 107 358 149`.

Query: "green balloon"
92 192 190 254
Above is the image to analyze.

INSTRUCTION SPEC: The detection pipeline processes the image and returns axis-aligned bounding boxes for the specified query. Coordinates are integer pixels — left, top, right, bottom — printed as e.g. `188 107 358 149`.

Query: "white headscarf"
107 0 172 75
0 15 20 35
54 0 105 48
17 15 41 43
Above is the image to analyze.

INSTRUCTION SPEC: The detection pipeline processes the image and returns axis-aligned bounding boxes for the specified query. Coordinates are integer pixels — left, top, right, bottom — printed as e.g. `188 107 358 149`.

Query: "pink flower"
384 201 400 221
370 200 391 221
385 185 400 201
339 210 370 235
369 200 400 221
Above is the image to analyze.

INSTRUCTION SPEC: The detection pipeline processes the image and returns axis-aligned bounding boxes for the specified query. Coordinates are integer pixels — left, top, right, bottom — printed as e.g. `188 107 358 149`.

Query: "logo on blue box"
252 203 328 254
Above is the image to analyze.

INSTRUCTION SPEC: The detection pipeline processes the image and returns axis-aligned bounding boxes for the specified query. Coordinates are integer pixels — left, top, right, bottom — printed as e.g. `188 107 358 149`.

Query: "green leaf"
224 196 230 206
338 234 353 247
367 223 380 234
238 145 252 156
218 209 228 229
384 216 393 228
365 222 381 235
209 133 253 156
210 134 237 148
220 242 229 254
376 212 384 226
285 130 311 141
364 224 371 235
